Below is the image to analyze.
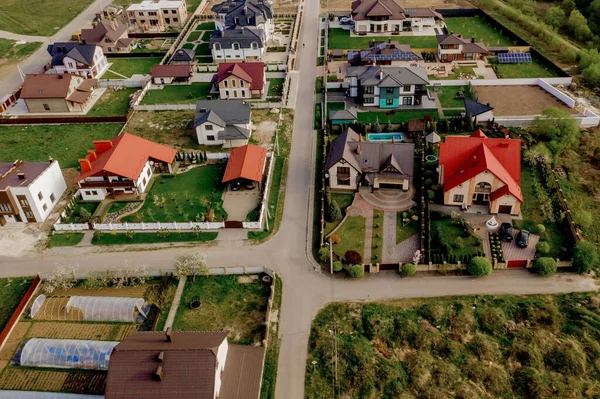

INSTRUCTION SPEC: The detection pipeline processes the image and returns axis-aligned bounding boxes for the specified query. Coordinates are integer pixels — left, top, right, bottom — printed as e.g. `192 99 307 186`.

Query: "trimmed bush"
345 250 362 265
329 234 341 244
468 257 492 276
349 264 364 278
318 247 330 263
534 224 546 235
326 200 342 222
424 160 436 168
333 261 343 272
427 190 435 200
400 263 416 276
424 178 433 186
424 170 434 177
536 241 550 256
573 241 599 274
534 257 557 276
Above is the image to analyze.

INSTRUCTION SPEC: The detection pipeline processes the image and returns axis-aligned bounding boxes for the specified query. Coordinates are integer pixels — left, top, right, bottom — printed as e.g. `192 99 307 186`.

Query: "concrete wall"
430 77 573 86
538 79 575 107
25 98 71 113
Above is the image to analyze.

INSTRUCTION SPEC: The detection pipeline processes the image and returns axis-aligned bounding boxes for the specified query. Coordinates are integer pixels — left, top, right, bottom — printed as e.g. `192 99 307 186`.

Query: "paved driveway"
222 188 260 221
502 230 539 261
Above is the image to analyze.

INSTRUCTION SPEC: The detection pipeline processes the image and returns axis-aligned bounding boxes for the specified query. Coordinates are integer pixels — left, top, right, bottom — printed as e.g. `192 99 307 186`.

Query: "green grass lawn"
260 276 282 399
326 102 345 117
435 85 473 109
186 31 201 42
495 59 558 78
104 57 161 79
186 0 203 12
324 193 355 237
371 210 384 263
196 21 216 31
443 109 465 117
141 83 212 104
121 165 226 222
0 277 34 330
397 219 418 244
0 0 94 35
173 275 270 345
248 157 285 241
201 30 212 41
332 216 366 259
196 42 211 56
87 88 136 117
0 124 123 168
92 231 218 245
0 39 41 62
66 202 100 223
444 16 515 47
306 292 600 398
358 110 437 124
431 214 484 259
328 28 437 50
47 233 85 248
267 78 285 97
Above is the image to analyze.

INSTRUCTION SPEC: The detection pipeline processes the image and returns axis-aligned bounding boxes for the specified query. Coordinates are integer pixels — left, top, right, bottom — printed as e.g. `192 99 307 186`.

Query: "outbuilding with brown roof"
151 64 192 84
20 74 98 113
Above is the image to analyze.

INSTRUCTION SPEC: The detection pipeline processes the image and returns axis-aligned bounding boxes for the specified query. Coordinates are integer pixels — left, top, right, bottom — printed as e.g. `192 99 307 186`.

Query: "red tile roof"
222 144 267 183
151 64 191 78
76 133 176 181
212 62 265 91
439 130 523 202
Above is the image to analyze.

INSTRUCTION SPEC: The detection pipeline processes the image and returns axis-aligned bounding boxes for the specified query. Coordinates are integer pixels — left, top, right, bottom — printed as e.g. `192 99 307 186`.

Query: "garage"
498 205 513 214
379 183 403 189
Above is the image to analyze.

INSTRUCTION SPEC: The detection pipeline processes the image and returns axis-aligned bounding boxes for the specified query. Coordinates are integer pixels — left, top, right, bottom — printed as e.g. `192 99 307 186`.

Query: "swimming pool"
367 133 404 142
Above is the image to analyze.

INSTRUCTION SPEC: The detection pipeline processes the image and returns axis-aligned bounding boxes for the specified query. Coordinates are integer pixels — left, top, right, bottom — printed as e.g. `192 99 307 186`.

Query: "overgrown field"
306 292 600 399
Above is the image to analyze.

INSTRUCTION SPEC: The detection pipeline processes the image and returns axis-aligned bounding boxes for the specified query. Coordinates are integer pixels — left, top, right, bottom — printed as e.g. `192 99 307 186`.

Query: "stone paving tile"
382 212 419 264
363 207 373 263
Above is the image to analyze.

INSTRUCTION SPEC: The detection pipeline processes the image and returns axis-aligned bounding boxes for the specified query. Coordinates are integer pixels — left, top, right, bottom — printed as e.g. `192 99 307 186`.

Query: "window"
336 166 351 186
364 86 374 94
43 103 50 111
232 42 240 50
205 124 213 131
165 18 170 23
173 17 178 22
142 177 147 185
386 98 394 105
150 19 158 26
19 198 29 207
37 192 43 201
147 168 151 177
172 9 177 13
364 97 374 104
251 42 258 50
214 43 221 51
207 135 216 141
240 80 244 87
453 194 464 202
91 191 98 195
149 11 157 16
223 80 228 87
386 88 394 94
85 191 92 196
225 90 229 96
42 204 47 211
235 55 241 58
403 85 411 92
68 62 74 68
50 193 56 203
163 9 169 13
241 90 246 97
0 203 11 212
141 19 146 23
232 80 236 87
402 97 412 105
138 11 144 16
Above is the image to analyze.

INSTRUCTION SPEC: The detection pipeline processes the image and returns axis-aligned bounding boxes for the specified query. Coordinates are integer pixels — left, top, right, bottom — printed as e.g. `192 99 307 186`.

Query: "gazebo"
222 144 267 188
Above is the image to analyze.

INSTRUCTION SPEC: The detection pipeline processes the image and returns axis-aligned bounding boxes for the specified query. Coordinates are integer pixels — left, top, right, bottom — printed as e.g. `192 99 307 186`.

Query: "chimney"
17 172 26 180
457 34 461 38
154 366 163 381
93 140 113 154
79 158 92 173
157 351 165 362
87 150 97 161
356 145 361 155
391 136 395 144
49 157 54 163
58 75 64 79
472 155 477 166
379 70 383 80
471 37 475 43
165 327 172 342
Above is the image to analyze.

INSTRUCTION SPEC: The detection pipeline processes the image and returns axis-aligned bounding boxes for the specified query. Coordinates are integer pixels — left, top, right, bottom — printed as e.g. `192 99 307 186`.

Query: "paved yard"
222 188 260 221
502 230 539 261
382 212 419 264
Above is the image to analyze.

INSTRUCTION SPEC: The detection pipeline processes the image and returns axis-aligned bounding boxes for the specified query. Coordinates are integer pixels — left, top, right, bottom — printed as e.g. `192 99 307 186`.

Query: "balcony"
79 181 135 189
414 86 427 96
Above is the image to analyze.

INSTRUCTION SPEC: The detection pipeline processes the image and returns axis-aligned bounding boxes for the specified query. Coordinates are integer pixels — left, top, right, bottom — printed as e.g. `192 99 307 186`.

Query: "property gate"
507 260 527 269
379 263 398 271
224 221 244 228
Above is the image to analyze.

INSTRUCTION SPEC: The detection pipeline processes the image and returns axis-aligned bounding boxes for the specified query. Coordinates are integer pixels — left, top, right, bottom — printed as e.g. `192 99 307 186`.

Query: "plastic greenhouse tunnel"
19 338 119 370
65 296 147 322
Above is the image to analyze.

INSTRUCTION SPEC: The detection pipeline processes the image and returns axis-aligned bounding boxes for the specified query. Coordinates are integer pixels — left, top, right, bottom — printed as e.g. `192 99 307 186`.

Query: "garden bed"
92 231 218 245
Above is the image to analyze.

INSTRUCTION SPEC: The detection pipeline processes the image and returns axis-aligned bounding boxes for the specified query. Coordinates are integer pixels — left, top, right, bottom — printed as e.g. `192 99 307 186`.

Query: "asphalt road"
0 0 597 397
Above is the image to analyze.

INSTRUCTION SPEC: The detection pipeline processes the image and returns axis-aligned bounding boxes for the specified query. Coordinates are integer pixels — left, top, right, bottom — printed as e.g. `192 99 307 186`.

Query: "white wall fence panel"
92 221 225 231
430 77 573 86
134 103 196 111
99 79 148 88
326 82 350 89
538 79 576 107
197 64 219 73
251 102 282 109
54 223 89 232
40 266 274 280
266 63 287 71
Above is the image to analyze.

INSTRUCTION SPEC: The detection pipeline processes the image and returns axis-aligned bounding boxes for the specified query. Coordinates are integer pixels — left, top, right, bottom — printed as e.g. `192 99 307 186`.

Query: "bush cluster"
468 257 492 276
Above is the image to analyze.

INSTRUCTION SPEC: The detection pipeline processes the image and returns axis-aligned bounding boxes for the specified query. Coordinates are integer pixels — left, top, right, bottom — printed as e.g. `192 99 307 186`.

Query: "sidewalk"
163 275 186 330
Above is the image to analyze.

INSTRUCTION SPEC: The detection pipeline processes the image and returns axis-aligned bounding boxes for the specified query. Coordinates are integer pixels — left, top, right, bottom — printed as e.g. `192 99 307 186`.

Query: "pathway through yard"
163 275 186 331
382 212 419 264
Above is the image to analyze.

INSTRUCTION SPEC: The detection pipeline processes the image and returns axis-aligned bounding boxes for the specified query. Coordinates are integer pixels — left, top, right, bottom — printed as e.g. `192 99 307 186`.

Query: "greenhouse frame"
19 338 119 370
31 295 147 323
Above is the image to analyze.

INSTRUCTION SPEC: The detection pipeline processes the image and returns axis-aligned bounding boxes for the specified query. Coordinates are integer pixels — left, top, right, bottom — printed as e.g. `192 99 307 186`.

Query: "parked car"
499 223 513 242
516 230 530 248
245 180 256 190
230 181 241 191
339 17 353 25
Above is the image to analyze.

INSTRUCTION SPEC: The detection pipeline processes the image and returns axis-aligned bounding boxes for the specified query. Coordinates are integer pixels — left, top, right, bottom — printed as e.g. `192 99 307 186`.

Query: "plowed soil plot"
473 85 578 116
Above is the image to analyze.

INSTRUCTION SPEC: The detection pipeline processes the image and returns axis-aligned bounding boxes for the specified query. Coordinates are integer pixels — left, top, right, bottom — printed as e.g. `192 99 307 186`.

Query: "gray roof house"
346 66 430 108
211 0 274 29
193 100 253 147
47 43 98 67
170 48 196 65
324 127 415 191
210 26 266 62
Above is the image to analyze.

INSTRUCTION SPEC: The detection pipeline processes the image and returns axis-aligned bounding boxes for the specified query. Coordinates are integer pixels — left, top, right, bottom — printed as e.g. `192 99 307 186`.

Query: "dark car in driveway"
499 223 513 242
516 230 530 248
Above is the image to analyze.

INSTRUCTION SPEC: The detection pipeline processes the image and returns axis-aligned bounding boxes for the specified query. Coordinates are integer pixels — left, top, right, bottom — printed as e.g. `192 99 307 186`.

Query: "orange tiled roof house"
76 133 176 201
438 129 523 216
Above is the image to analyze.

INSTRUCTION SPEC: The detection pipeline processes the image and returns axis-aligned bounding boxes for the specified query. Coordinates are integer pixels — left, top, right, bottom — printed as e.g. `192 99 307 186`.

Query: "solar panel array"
347 50 420 62
498 52 532 63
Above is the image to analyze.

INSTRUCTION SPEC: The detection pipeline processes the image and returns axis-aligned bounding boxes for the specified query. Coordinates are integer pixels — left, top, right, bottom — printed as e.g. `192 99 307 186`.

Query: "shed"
329 109 357 126
222 144 267 185
151 64 191 84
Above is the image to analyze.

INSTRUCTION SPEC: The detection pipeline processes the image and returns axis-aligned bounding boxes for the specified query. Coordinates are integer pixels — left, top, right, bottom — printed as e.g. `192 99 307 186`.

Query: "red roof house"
76 133 176 200
222 144 267 184
439 129 522 215
211 62 266 100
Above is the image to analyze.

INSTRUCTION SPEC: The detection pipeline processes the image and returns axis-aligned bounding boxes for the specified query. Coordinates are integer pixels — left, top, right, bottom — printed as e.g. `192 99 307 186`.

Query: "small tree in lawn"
174 252 209 281
349 264 364 278
345 250 362 265
329 234 341 245
534 257 557 276
333 261 343 272
125 230 136 241
192 225 202 238
372 116 382 133
326 200 342 222
318 247 330 263
573 241 599 274
468 256 492 276
401 263 416 277
78 206 91 222
536 241 550 256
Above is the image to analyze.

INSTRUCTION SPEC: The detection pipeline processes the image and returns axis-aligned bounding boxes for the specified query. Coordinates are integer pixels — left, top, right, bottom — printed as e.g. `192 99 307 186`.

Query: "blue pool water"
367 133 404 142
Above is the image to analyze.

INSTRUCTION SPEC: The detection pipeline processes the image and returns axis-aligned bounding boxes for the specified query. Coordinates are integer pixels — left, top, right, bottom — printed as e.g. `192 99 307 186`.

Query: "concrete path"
382 212 419 264
163 275 186 330
0 31 48 42
76 231 95 247
363 208 373 264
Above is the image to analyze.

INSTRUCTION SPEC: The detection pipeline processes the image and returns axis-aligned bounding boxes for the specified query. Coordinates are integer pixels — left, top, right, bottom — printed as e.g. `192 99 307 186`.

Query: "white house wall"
212 46 265 62
196 123 225 145
214 339 229 398
80 188 108 201
328 160 359 191
135 161 153 193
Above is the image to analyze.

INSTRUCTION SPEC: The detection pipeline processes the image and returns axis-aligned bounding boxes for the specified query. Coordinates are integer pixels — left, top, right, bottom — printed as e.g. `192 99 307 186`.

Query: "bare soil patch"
51 285 150 298
125 110 197 149
473 85 578 116
26 322 135 341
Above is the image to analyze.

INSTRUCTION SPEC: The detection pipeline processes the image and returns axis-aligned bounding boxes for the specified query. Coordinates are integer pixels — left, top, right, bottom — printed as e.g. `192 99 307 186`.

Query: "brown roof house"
211 62 266 99
350 0 445 34
20 74 98 113
81 19 134 54
437 34 489 62
151 64 192 84
105 329 265 399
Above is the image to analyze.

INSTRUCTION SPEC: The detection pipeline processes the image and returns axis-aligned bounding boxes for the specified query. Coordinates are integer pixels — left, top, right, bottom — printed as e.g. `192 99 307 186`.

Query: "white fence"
39 266 274 280
326 82 350 89
538 79 576 107
134 103 196 111
250 101 282 109
430 77 573 86
54 223 89 232
92 221 225 231
266 63 287 71
197 64 219 73
496 107 600 128
99 79 148 88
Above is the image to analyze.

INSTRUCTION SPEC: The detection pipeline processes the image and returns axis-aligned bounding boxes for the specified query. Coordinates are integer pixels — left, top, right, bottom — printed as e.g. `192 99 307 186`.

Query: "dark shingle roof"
47 42 98 67
210 26 265 49
170 48 196 63
347 66 429 87
329 109 357 120
464 98 494 117
211 0 273 28
193 100 251 127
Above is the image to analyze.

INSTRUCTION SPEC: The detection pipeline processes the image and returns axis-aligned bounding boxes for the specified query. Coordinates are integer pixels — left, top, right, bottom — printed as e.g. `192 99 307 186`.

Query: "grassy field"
124 110 199 149
0 278 33 331
371 210 384 263
87 88 136 117
121 165 226 222
0 0 94 35
328 29 437 50
260 276 282 399
435 85 472 109
324 193 355 237
445 16 515 47
186 31 201 42
173 275 270 345
495 59 558 79
267 78 285 97
0 39 41 62
141 83 212 104
358 110 437 124
196 42 211 56
397 219 419 244
306 292 600 399
104 57 161 79
0 124 123 168
326 102 345 117
47 233 85 248
92 231 218 245
332 216 366 259
186 0 202 12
